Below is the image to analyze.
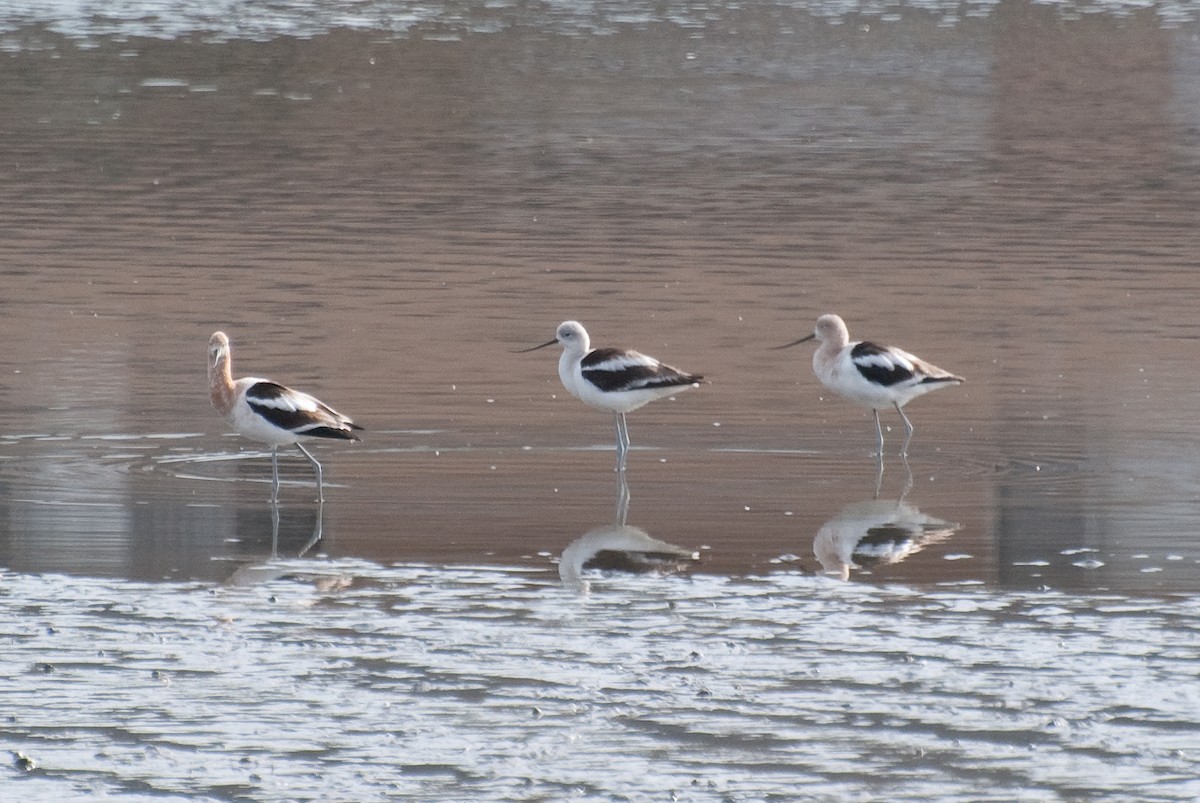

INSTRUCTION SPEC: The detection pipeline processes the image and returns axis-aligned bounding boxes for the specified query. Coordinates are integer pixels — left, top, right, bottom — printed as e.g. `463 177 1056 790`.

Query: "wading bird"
776 314 963 456
519 320 703 470
208 331 361 503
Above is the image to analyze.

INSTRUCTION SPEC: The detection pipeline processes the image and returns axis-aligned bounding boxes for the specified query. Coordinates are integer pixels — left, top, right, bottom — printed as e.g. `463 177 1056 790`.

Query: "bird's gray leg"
269 496 280 558
894 402 915 457
899 451 914 501
873 409 885 457
296 442 324 504
615 467 630 527
271 446 281 504
614 413 630 472
299 501 324 557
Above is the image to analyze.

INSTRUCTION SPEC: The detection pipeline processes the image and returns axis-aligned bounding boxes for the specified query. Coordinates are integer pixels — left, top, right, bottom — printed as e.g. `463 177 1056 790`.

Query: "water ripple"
2 567 1198 800
2 0 1198 45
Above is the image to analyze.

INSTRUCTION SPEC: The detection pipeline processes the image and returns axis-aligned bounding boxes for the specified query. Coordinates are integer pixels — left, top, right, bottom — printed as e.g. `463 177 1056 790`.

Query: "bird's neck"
813 341 843 378
821 336 850 360
558 349 580 395
209 358 236 414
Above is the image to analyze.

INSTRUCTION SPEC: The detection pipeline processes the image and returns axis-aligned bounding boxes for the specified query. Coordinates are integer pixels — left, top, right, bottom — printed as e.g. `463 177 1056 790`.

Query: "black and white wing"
245 381 362 440
850 341 918 387
581 348 703 394
851 341 962 388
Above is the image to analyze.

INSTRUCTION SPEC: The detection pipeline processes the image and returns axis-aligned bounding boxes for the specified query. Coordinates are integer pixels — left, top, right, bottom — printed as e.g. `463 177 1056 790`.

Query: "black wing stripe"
851 341 914 387
245 381 296 404
296 425 361 441
246 397 320 432
580 347 632 369
582 348 700 392
583 364 667 393
246 382 359 439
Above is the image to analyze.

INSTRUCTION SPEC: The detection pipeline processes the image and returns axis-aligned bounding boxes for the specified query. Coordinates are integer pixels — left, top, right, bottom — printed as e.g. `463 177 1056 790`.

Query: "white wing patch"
586 351 661 373
247 386 323 413
853 350 915 373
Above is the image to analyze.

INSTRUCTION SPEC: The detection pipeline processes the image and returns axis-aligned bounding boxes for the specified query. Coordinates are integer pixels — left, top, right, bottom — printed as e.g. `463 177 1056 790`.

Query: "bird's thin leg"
269 496 281 559
894 402 915 457
615 466 631 527
614 413 630 472
613 414 623 470
873 451 884 499
296 442 324 504
873 409 885 458
899 452 914 501
299 501 324 557
270 446 281 504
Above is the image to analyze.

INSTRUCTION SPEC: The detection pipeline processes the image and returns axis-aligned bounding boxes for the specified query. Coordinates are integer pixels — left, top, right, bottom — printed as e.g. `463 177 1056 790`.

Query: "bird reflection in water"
222 499 326 587
873 449 913 500
558 468 699 593
813 497 959 581
812 452 960 580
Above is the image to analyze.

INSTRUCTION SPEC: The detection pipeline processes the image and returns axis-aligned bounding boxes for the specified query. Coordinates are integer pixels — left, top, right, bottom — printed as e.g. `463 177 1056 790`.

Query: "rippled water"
5 566 1200 801
2 0 1200 799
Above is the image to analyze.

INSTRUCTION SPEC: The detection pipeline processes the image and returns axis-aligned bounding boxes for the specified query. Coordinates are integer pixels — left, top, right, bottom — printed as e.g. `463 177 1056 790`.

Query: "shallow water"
2 0 1200 799
5 567 1200 801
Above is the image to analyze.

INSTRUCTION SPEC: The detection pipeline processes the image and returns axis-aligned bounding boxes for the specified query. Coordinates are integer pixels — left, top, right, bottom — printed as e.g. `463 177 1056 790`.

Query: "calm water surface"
1 1 1199 800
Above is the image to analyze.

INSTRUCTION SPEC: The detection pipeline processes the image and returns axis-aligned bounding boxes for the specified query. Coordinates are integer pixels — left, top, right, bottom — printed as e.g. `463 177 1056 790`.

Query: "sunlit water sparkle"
2 565 1198 801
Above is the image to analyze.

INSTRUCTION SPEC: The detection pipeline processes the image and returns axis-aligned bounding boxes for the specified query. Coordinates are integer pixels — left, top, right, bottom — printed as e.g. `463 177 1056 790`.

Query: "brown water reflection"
1 3 1199 593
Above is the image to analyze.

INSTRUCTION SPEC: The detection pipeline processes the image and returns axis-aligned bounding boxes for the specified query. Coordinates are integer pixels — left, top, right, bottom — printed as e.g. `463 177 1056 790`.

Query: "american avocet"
776 314 963 456
208 331 361 503
519 321 704 470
